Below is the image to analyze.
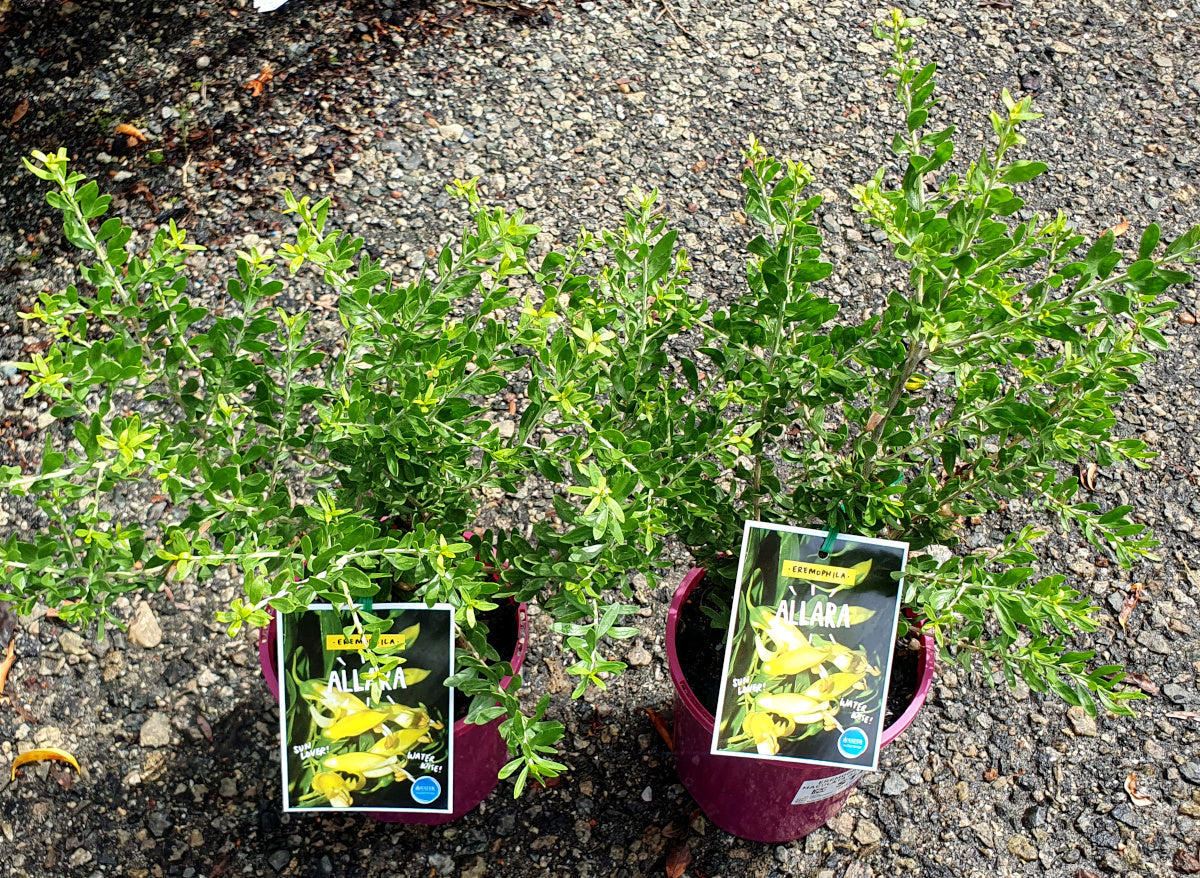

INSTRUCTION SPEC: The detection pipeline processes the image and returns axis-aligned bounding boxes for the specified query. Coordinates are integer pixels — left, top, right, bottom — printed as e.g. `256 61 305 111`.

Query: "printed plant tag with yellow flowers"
277 603 454 813
711 522 907 771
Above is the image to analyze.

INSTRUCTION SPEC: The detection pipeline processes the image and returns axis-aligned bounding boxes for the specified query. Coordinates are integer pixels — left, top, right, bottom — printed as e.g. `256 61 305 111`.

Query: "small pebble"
1137 630 1172 655
1007 835 1039 862
854 820 882 845
140 712 172 748
146 810 171 838
1163 683 1191 704
268 850 291 871
626 644 652 667
461 857 486 878
59 631 88 657
1023 804 1047 830
1066 705 1099 737
127 602 163 649
1180 762 1200 785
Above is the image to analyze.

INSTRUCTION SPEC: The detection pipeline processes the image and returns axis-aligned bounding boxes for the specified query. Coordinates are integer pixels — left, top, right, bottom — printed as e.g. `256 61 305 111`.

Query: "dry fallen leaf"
1124 773 1153 807
641 706 674 751
1077 461 1098 491
11 747 80 781
10 98 29 125
115 123 147 143
1101 216 1130 238
1166 711 1200 722
127 181 157 210
660 819 686 839
1124 672 1160 696
0 637 15 697
866 411 885 433
243 64 274 98
1117 582 1143 631
665 840 692 878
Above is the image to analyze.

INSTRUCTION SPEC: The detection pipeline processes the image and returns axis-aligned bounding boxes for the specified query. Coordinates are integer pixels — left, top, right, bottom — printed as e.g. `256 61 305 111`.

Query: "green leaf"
1164 224 1200 259
1137 223 1161 261
338 567 374 593
646 230 678 283
1139 326 1169 350
1000 161 1047 184
1098 291 1130 315
444 273 483 299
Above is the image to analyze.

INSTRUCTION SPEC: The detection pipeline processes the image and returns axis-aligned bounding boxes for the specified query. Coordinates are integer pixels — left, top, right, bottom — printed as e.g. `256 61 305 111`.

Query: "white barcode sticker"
790 769 867 805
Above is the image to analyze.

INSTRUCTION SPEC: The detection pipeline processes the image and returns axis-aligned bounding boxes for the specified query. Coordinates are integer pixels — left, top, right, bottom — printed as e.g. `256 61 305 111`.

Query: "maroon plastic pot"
666 567 935 843
259 602 529 824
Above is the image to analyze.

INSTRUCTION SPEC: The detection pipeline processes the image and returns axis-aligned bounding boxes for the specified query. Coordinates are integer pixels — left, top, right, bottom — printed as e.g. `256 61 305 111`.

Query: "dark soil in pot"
675 574 920 727
450 600 521 721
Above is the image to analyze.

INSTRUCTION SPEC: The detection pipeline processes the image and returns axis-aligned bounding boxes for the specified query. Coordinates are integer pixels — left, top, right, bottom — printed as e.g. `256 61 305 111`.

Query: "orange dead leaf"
0 637 15 698
11 747 80 781
115 123 148 143
660 820 686 839
1118 582 1143 631
1124 773 1153 807
43 599 77 621
1104 216 1130 238
665 840 692 878
641 706 674 751
243 64 274 98
10 99 29 125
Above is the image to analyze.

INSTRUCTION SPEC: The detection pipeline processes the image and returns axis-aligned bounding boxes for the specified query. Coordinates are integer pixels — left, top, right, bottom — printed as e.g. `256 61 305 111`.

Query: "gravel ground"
2 0 1200 876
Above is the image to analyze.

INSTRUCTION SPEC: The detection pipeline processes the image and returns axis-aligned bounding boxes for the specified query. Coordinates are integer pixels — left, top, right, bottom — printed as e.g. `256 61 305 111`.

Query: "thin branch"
657 0 712 51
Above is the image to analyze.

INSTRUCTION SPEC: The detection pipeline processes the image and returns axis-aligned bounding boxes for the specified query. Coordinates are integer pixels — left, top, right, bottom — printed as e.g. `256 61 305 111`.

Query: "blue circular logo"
837 727 870 759
410 775 442 805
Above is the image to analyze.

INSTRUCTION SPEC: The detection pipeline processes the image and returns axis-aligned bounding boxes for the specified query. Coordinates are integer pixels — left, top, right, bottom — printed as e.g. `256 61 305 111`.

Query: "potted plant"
5 10 1198 835
0 152 712 817
653 12 1200 842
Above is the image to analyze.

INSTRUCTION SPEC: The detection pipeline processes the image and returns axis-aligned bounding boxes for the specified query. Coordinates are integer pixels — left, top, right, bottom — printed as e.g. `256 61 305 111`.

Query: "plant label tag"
277 603 455 813
790 769 868 805
710 521 908 771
